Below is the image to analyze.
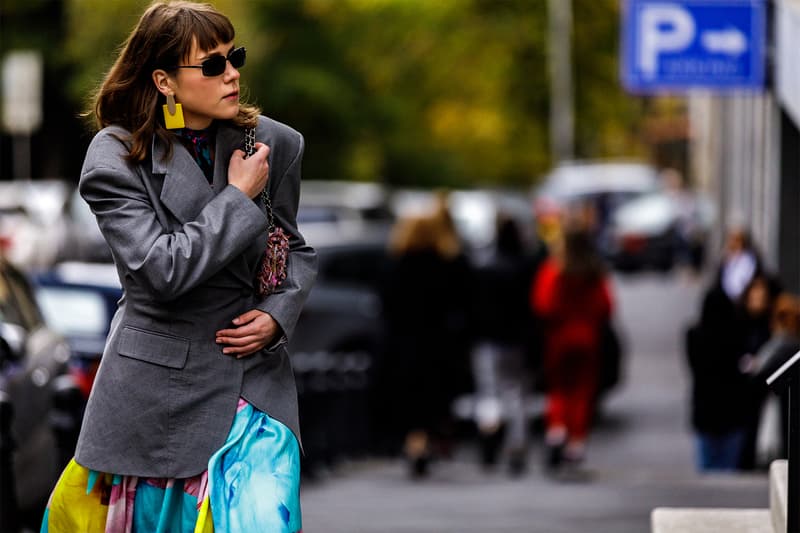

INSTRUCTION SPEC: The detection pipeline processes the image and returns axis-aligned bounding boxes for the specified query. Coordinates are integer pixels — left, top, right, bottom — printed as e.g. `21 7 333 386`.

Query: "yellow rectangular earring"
162 94 185 129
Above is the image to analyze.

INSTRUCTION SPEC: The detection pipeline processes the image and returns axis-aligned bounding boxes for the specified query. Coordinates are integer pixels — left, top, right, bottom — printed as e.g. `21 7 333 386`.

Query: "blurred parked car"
609 191 715 272
298 180 394 231
390 188 539 260
0 180 72 270
536 160 660 208
60 189 113 264
0 257 79 531
291 222 390 471
534 161 661 259
33 262 122 399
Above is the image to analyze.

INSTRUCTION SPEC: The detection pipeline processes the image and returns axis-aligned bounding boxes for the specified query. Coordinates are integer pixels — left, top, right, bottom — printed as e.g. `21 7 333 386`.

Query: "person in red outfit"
531 226 613 474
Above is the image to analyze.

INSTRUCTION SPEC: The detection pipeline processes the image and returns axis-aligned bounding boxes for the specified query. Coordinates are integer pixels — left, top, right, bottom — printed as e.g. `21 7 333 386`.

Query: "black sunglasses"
170 46 246 77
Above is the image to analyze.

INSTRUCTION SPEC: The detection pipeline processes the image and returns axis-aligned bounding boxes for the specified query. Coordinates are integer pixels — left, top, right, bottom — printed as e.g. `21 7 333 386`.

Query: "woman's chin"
221 103 240 119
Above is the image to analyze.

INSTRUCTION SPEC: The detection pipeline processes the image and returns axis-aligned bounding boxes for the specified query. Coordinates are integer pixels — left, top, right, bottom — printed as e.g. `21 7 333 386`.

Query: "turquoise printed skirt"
41 399 302 533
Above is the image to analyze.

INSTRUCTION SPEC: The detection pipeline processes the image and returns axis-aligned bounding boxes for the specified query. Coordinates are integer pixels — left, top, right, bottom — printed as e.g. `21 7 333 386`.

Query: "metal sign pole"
12 134 30 180
2 51 43 176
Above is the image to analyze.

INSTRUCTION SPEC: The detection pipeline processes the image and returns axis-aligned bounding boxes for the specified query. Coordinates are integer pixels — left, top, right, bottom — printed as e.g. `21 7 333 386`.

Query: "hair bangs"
180 6 235 60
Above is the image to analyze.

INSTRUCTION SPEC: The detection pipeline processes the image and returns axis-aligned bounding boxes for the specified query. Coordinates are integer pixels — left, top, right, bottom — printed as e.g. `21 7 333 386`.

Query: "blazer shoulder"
83 125 135 173
256 115 303 152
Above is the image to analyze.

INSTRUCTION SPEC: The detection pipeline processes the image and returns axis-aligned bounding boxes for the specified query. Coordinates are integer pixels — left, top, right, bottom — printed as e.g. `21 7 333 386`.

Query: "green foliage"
573 0 648 159
53 0 649 187
245 0 553 186
1 0 65 63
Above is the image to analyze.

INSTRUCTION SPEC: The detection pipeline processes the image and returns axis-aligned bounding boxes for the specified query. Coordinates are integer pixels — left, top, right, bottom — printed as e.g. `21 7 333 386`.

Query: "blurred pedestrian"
661 168 704 272
379 207 472 478
754 293 800 461
737 274 779 470
40 2 316 532
686 226 768 471
531 225 613 476
471 215 537 476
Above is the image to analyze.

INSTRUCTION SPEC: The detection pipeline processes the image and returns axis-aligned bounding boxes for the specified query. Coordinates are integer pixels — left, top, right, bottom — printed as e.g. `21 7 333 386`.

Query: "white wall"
688 92 781 272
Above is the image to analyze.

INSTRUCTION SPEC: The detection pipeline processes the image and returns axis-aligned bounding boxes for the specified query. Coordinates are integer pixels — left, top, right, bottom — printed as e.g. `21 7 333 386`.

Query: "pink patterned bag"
243 128 290 298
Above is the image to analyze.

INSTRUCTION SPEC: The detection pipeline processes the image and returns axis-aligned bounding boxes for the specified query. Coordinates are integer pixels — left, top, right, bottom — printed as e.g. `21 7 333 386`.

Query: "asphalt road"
298 272 769 533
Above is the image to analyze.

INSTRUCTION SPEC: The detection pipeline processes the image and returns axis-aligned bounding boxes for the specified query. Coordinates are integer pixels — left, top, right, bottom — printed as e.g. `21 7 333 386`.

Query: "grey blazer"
74 116 317 478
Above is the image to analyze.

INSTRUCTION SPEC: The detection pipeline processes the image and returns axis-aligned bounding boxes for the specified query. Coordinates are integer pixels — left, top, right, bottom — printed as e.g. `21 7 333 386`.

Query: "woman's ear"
152 69 173 97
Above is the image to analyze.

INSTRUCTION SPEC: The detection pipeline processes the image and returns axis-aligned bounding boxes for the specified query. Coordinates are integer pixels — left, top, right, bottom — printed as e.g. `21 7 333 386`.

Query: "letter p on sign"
639 4 695 79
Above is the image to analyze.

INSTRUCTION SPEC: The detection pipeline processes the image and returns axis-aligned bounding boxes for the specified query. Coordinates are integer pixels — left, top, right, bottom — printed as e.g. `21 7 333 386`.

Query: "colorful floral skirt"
41 399 302 533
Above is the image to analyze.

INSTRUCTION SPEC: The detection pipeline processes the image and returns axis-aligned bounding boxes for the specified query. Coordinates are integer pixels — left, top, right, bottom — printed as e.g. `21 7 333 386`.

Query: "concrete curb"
651 508 772 533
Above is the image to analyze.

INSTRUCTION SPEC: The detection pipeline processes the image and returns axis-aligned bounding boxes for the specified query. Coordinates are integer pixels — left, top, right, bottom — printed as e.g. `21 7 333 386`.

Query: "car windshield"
35 286 108 337
0 266 43 330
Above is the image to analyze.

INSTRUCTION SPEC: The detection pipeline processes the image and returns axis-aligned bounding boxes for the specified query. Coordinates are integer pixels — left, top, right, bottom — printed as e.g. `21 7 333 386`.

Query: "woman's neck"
183 117 214 130
182 121 215 134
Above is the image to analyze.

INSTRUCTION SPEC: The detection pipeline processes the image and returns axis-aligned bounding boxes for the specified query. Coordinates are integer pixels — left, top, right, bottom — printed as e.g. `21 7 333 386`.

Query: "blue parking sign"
622 0 765 92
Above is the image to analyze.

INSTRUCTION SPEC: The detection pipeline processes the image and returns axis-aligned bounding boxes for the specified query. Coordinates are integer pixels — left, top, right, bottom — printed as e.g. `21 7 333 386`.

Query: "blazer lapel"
150 123 276 290
211 123 272 288
153 135 214 224
214 122 276 208
212 123 241 194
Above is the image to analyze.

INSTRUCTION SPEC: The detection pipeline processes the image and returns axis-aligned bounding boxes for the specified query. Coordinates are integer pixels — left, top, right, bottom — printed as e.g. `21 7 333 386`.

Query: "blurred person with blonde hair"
379 208 472 478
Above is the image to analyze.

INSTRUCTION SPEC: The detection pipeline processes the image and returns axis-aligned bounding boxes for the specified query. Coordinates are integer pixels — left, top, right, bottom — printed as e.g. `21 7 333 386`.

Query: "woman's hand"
215 309 281 358
228 142 270 199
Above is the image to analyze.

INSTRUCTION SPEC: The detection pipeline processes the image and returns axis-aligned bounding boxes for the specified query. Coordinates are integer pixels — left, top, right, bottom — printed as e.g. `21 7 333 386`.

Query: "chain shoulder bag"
243 127 290 298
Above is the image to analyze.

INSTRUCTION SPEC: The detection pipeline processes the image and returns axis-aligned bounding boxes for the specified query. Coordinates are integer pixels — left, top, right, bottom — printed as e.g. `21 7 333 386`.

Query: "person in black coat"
378 207 472 477
687 227 775 471
736 274 778 470
470 215 540 475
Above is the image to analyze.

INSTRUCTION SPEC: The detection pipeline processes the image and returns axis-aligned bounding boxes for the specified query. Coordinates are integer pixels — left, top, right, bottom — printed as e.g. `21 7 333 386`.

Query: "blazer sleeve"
255 132 318 342
79 130 269 301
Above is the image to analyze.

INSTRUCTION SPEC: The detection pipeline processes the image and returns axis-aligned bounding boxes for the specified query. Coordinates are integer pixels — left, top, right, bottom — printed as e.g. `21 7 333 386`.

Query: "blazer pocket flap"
118 326 189 369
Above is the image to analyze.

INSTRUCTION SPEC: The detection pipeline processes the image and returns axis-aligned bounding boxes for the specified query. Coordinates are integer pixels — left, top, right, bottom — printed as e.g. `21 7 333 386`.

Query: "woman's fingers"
215 310 277 358
235 346 262 359
218 334 259 348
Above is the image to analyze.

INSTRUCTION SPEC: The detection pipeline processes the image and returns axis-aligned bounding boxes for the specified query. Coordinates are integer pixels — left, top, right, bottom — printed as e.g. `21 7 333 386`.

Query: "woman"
379 206 472 478
531 226 612 475
41 2 316 531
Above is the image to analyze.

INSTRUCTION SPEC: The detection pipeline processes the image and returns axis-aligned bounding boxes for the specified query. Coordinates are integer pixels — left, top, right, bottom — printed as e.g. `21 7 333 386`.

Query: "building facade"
689 0 800 291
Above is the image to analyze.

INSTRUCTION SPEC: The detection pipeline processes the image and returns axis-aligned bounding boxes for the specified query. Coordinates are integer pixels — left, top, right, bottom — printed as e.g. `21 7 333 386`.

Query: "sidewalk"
299 273 769 532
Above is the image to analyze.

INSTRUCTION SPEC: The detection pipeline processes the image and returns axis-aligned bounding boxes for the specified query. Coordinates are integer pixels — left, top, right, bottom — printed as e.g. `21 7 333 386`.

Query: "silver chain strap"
244 127 275 232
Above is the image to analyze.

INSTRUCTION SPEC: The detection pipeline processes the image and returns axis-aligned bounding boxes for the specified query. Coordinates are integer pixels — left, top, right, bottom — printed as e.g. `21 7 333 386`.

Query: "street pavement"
299 272 769 533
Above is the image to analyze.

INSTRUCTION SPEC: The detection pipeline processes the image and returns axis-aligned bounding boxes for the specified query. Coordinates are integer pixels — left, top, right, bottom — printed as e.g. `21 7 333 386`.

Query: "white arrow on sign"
701 27 748 55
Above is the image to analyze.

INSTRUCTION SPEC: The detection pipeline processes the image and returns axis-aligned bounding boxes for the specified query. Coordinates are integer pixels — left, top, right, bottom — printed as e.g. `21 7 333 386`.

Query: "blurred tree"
53 0 651 188
246 0 551 187
573 0 648 160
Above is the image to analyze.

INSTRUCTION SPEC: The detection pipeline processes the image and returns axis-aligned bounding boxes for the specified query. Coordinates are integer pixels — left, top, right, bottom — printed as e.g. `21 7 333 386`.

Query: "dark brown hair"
561 227 606 280
90 1 260 162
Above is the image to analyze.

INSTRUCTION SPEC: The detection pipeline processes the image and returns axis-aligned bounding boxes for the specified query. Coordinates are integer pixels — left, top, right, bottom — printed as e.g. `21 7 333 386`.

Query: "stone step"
770 460 787 533
651 508 772 533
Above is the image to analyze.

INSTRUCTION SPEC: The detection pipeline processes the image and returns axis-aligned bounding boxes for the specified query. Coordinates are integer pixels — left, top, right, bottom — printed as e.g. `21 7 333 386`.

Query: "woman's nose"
223 61 240 82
